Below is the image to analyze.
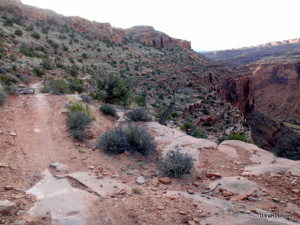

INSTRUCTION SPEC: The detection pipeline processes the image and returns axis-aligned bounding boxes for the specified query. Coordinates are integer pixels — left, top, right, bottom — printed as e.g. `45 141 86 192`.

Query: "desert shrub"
226 133 249 143
68 79 84 93
66 111 93 141
3 18 14 27
69 65 78 77
97 123 156 156
88 90 107 100
188 128 207 139
126 107 151 122
20 44 39 57
41 58 53 70
33 67 45 77
16 74 31 84
135 94 146 107
43 78 69 94
0 75 18 85
68 101 92 116
80 95 92 103
31 32 41 39
158 146 194 178
97 75 131 104
0 89 7 105
15 29 23 37
181 122 194 132
100 104 117 117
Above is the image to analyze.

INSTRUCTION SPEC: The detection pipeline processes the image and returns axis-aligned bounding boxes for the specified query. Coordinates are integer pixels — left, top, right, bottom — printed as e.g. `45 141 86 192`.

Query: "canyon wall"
249 61 300 123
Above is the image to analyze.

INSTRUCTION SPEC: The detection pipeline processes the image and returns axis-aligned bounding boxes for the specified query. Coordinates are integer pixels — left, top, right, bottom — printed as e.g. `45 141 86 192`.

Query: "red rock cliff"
249 61 300 122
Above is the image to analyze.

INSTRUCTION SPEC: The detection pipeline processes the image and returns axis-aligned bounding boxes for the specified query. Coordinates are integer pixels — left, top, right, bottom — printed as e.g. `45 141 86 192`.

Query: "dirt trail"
1 84 78 189
0 84 299 225
0 84 129 224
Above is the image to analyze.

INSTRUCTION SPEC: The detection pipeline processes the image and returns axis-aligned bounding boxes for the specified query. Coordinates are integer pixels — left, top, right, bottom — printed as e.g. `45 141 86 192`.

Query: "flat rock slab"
219 140 300 176
50 162 68 172
217 144 239 158
0 199 16 215
67 172 131 198
164 191 296 225
146 122 217 165
209 176 264 195
26 170 97 225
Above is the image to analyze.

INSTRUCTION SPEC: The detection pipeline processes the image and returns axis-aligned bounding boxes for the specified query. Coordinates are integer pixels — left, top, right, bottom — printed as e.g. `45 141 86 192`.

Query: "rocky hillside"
0 0 254 141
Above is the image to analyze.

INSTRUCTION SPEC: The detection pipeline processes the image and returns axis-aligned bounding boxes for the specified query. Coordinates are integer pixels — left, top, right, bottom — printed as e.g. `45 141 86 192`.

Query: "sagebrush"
97 123 156 156
126 107 151 122
158 146 194 178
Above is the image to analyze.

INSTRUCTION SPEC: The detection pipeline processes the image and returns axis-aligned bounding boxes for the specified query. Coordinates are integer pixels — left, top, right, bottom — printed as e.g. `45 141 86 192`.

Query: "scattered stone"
158 177 171 184
89 166 95 170
188 220 196 225
136 176 145 185
9 132 17 136
206 172 222 178
0 200 16 215
16 210 25 216
13 220 26 225
248 196 258 202
187 189 194 195
250 209 259 214
182 216 191 223
272 198 280 203
179 211 186 215
50 162 68 172
157 205 164 210
291 189 299 194
222 191 233 197
0 130 2 134
199 212 207 217
192 182 199 187
4 186 13 191
0 163 6 168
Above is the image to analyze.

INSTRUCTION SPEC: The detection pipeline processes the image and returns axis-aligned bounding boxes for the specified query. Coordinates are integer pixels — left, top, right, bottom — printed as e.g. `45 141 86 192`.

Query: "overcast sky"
21 0 300 51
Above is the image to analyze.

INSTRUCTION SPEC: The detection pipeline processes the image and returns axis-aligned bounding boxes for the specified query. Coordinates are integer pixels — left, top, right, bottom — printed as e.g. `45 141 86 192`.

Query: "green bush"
126 107 151 122
80 95 92 103
0 75 18 85
226 133 249 142
31 32 41 39
100 104 117 117
158 146 194 178
41 58 53 70
97 123 157 156
66 111 93 141
43 78 70 95
14 29 23 37
135 95 146 107
20 44 39 57
0 89 7 105
33 67 45 77
68 79 84 93
97 75 131 104
181 122 194 132
68 101 92 116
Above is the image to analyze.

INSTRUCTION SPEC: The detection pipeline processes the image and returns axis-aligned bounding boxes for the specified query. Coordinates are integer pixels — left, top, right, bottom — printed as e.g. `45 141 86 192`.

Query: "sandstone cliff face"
199 66 255 114
0 0 190 50
124 26 191 49
245 109 300 160
249 62 300 122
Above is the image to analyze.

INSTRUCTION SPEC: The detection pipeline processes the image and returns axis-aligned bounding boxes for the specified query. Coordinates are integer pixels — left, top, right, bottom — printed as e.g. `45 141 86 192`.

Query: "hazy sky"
21 0 299 51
